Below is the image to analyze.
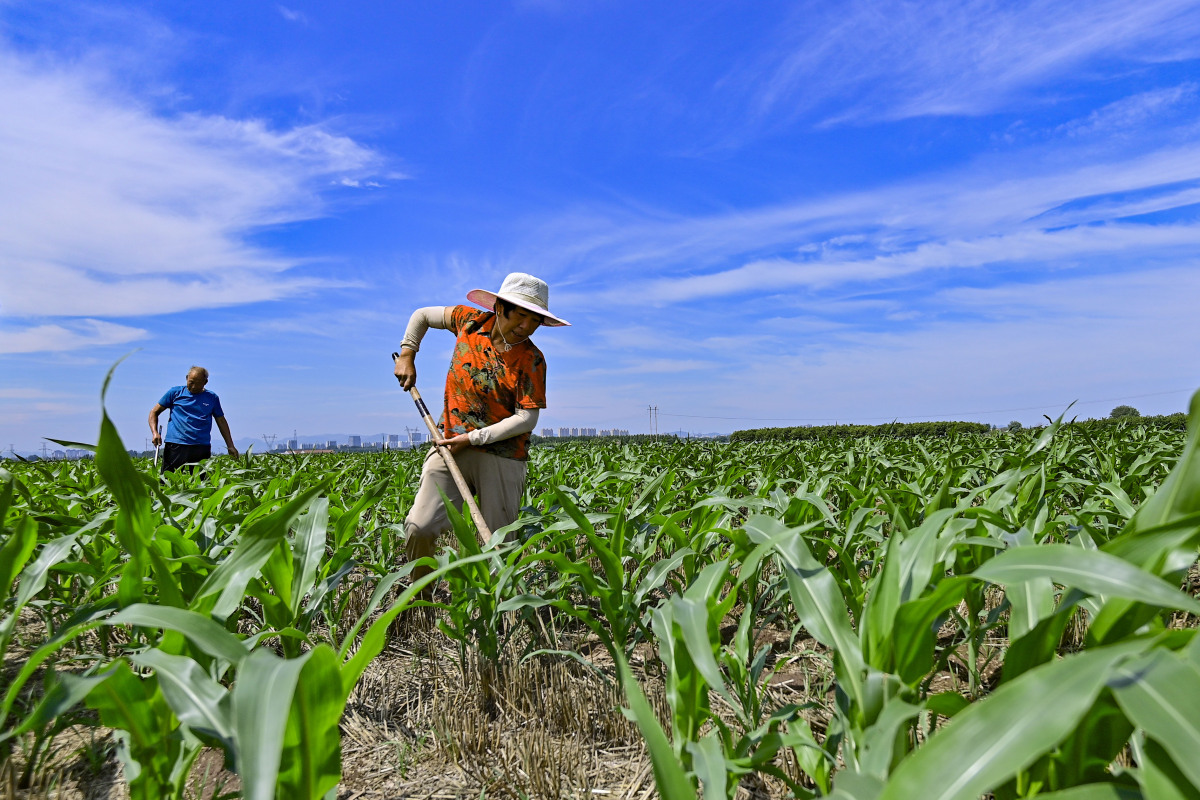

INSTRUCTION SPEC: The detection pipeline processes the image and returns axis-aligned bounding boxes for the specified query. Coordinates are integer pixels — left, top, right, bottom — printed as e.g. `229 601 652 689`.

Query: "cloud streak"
536 139 1200 313
0 48 386 324
726 0 1200 125
0 319 148 354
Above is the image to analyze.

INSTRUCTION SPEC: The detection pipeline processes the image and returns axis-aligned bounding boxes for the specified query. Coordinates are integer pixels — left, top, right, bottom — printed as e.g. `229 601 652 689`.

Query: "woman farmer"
393 272 569 582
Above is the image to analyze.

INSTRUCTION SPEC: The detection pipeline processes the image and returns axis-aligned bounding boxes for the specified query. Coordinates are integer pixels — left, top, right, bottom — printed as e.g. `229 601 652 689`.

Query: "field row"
2 391 1200 798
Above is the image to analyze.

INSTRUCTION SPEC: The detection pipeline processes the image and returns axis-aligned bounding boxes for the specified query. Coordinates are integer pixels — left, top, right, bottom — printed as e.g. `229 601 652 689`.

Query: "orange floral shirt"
440 305 546 460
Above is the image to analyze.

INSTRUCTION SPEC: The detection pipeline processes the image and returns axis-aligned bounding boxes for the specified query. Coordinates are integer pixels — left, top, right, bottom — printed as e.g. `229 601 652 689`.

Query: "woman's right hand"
394 350 417 391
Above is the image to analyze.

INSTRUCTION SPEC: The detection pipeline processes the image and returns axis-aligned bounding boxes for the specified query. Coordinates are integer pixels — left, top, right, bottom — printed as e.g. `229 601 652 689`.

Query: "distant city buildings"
541 427 630 438
347 435 361 447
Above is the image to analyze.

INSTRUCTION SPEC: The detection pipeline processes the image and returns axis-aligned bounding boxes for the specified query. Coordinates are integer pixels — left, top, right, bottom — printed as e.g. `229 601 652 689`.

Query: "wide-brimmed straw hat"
466 272 570 327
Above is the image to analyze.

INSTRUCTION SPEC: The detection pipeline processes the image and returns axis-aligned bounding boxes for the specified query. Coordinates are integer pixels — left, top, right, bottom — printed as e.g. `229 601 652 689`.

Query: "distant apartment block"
387 434 401 448
558 427 570 437
326 440 339 450
348 435 361 447
287 439 299 450
541 428 555 437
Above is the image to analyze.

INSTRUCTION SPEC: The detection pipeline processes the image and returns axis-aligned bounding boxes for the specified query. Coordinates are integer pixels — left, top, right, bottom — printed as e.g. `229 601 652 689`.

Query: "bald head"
186 366 209 394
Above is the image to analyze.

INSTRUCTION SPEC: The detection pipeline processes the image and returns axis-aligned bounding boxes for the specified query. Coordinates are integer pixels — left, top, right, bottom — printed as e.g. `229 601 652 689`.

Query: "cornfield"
3 378 1200 799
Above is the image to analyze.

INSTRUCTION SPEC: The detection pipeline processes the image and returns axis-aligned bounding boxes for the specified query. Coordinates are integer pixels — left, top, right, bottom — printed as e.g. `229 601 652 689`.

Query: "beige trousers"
404 446 527 566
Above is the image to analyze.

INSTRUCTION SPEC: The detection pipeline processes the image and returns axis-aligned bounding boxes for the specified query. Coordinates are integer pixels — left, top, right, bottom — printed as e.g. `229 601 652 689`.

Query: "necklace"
495 323 518 353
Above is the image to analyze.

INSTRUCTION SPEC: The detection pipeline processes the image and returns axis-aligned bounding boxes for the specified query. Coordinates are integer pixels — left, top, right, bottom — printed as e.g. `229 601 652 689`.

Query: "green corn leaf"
0 512 37 604
688 732 729 800
768 516 865 676
84 658 180 799
615 651 697 800
857 699 922 780
131 648 233 745
1110 649 1200 789
278 645 343 800
340 551 495 691
334 568 412 659
2 667 115 741
828 770 884 800
109 604 250 667
973 545 1200 615
0 608 113 728
191 484 325 619
891 575 970 685
1131 734 1198 800
332 477 388 549
672 598 731 705
877 639 1151 800
1126 389 1200 534
1023 786 1142 800
1007 575 1056 640
291 498 330 614
231 649 311 800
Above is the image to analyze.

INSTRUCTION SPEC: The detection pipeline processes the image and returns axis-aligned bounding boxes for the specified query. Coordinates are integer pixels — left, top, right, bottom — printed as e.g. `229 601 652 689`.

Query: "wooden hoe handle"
392 352 493 543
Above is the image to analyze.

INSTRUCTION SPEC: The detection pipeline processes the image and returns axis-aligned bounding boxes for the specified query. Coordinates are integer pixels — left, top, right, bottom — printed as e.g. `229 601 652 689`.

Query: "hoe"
392 352 493 544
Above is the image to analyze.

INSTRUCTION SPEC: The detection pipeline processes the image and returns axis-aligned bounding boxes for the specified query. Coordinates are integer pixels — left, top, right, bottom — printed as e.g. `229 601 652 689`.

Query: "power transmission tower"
405 425 419 448
262 433 277 451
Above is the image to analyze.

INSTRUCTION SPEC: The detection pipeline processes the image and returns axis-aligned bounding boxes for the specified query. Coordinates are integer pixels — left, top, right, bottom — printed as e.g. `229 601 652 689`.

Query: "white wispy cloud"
536 140 1200 312
0 48 386 322
1059 84 1199 137
0 388 64 400
724 0 1200 125
277 6 309 25
0 319 148 354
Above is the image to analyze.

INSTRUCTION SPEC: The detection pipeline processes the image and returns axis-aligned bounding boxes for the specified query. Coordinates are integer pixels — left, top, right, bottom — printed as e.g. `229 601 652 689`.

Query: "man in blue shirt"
148 365 239 473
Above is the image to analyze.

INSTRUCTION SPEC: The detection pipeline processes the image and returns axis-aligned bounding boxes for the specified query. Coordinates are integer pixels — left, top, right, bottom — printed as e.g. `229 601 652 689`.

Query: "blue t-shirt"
158 386 225 446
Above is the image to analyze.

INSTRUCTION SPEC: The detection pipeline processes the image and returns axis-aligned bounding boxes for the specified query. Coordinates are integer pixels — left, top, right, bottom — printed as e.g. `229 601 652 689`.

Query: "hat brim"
466 289 570 327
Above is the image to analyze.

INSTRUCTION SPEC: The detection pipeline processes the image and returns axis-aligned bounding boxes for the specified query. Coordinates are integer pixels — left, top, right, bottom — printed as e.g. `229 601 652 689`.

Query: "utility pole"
648 405 653 439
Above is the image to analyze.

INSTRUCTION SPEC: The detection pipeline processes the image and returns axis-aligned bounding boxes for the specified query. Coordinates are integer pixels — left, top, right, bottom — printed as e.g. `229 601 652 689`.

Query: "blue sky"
2 0 1200 454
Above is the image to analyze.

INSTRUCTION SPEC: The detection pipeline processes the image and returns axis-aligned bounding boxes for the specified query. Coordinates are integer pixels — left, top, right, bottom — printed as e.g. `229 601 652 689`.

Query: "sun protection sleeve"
400 306 451 354
468 407 539 446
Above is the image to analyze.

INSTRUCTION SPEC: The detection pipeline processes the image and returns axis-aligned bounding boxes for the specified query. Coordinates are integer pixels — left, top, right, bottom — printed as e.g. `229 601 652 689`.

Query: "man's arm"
394 306 453 390
148 403 166 446
215 417 238 457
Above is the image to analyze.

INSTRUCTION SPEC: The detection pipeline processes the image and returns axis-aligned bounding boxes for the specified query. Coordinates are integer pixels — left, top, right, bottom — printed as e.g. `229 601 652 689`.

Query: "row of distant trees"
1005 405 1188 432
732 406 1186 442
730 420 992 443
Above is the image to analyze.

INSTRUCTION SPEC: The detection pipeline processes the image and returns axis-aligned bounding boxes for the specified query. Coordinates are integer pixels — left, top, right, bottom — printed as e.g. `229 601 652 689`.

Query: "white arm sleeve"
400 306 451 353
468 408 539 446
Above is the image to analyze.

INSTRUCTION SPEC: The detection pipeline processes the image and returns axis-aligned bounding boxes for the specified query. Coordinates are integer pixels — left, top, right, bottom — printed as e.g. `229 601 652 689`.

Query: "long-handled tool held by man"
392 352 493 542
153 425 162 469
